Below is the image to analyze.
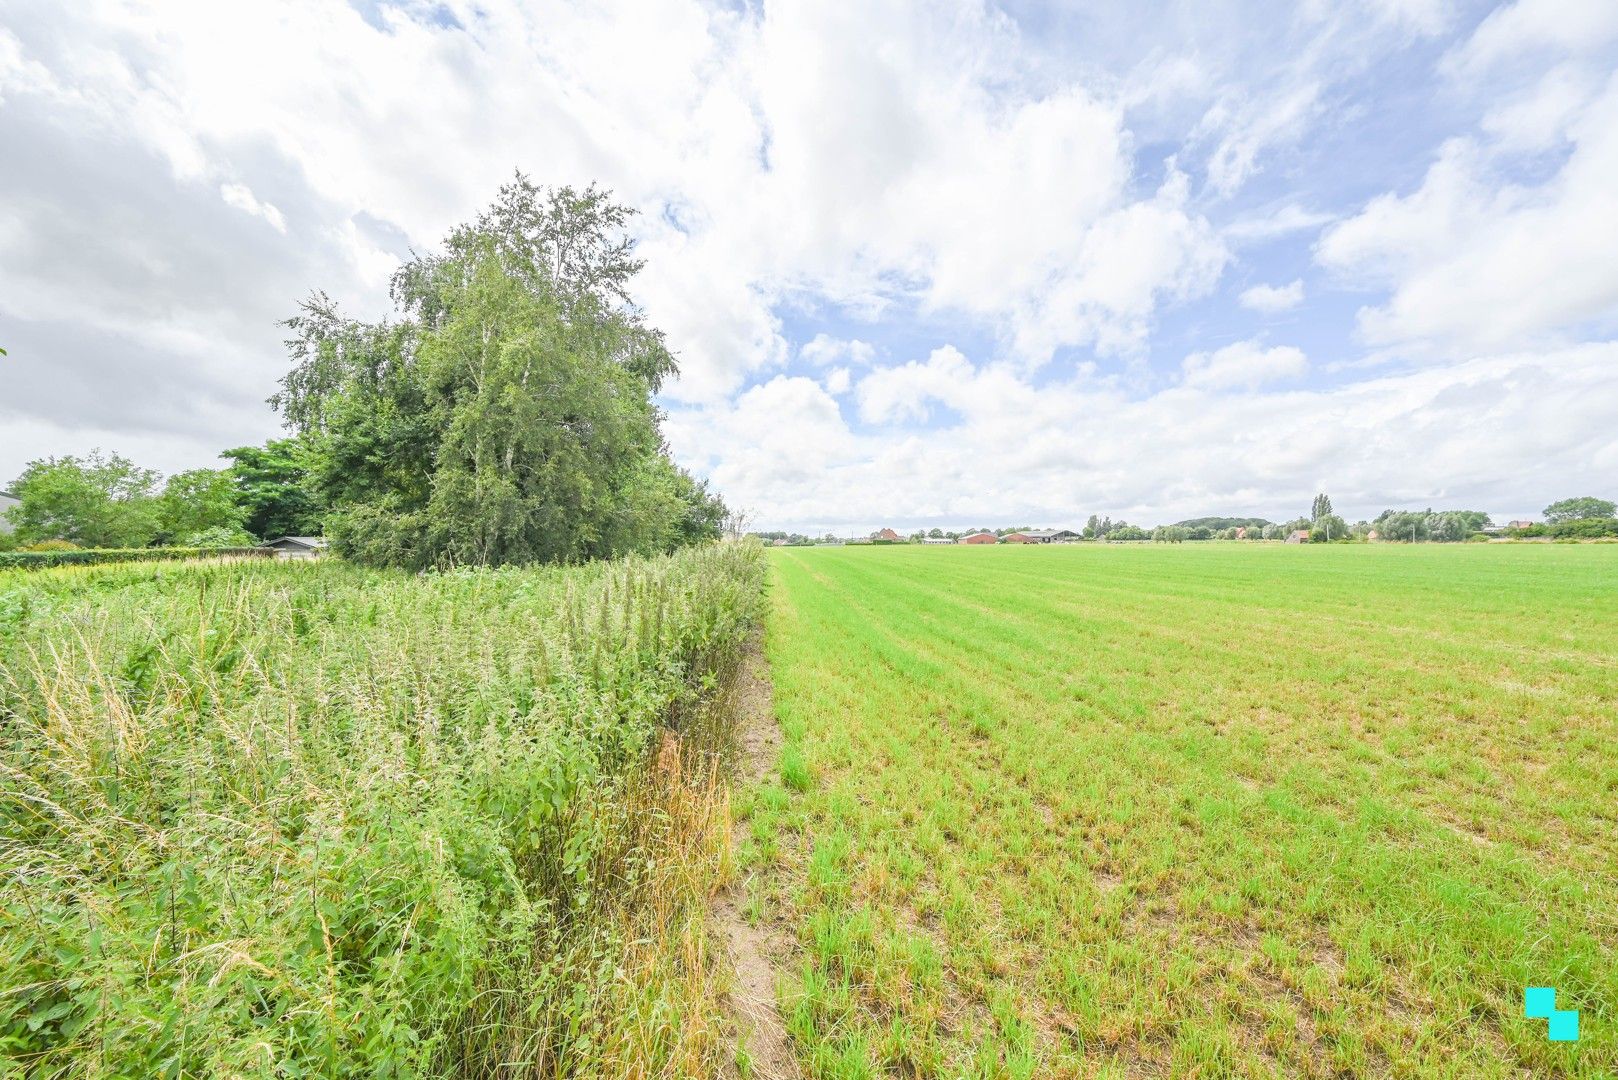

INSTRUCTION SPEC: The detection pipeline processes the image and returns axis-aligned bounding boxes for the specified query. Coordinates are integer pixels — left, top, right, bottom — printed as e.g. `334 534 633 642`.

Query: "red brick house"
961 532 997 544
875 528 901 541
1000 532 1034 543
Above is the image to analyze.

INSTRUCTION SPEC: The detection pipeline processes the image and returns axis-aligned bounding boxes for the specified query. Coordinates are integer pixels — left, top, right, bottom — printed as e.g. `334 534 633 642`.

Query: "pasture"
744 543 1617 1077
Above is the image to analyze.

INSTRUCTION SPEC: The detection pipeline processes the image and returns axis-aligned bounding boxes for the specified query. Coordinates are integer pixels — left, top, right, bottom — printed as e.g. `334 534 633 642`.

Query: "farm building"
921 537 954 544
874 528 902 542
1285 529 1310 544
1508 520 1535 530
0 490 17 534
1021 529 1079 543
260 536 329 559
1366 529 1380 541
1000 532 1035 543
960 532 998 544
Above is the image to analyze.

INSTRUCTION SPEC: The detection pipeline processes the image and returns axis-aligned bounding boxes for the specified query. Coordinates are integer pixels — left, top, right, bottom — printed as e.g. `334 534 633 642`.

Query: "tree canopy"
271 176 723 569
222 438 325 540
1543 496 1615 524
5 451 161 548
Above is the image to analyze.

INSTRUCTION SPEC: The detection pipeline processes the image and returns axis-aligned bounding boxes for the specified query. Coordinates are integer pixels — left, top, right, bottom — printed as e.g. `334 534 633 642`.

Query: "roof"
1289 529 1310 538
261 536 328 549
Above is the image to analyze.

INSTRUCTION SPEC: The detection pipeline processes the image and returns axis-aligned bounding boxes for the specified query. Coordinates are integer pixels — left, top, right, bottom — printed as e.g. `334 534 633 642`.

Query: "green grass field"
742 543 1618 1078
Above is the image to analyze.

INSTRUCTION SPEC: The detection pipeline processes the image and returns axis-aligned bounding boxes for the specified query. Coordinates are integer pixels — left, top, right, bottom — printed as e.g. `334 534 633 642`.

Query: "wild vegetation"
2 178 727 569
742 543 1617 1077
0 541 764 1077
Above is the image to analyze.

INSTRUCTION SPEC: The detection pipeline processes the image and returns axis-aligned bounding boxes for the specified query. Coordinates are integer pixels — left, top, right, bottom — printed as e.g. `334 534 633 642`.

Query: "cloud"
855 346 976 424
667 342 1618 532
1182 341 1308 390
1318 75 1618 351
1445 0 1618 79
800 334 876 368
219 183 286 233
3 0 1614 532
1239 280 1304 313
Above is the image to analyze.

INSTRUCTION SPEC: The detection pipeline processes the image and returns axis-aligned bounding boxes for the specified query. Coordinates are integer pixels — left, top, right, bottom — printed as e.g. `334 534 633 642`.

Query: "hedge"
0 546 272 571
1506 518 1618 540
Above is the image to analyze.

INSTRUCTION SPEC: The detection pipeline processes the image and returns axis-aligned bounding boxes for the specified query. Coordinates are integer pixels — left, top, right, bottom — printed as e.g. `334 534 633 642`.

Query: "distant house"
960 532 998 544
1366 529 1380 541
1234 527 1247 539
921 537 954 545
874 528 902 542
0 489 17 534
1022 529 1079 543
1508 520 1535 530
260 536 328 559
1285 529 1310 544
1000 532 1034 544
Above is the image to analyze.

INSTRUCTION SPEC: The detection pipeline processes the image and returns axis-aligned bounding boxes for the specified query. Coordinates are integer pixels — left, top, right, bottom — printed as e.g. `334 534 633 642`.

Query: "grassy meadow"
0 545 763 1078
743 543 1617 1078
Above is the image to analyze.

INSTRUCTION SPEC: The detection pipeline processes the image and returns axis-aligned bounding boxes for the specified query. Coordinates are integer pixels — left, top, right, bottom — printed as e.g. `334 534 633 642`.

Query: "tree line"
2 178 729 567
741 493 1618 548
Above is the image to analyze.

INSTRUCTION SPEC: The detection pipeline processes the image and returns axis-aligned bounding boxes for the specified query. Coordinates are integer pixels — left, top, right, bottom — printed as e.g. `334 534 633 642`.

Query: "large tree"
156 467 247 543
1543 496 1616 524
271 176 724 569
6 451 161 548
222 438 325 539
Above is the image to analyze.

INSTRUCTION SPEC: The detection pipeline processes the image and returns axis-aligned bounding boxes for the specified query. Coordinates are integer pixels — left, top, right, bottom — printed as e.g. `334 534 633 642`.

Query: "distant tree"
6 450 160 548
182 524 260 548
157 468 247 544
928 527 943 538
1544 496 1616 524
1309 494 1337 539
224 438 326 539
1174 516 1275 531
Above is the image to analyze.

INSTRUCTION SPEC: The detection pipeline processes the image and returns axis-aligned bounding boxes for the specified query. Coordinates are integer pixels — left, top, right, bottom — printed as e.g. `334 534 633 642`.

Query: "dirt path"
715 632 801 1080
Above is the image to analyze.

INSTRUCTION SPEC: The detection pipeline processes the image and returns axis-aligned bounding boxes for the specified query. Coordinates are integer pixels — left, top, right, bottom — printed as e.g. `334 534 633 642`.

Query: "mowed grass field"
740 543 1617 1078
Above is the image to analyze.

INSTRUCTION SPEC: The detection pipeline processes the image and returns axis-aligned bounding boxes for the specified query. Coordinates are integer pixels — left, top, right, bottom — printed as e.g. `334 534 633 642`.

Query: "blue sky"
3 0 1616 532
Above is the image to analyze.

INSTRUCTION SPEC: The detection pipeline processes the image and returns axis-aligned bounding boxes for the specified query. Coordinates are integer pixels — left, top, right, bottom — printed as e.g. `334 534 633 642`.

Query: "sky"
2 0 1617 534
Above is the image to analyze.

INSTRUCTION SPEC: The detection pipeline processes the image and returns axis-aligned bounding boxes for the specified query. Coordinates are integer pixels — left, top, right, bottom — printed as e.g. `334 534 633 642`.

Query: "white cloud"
1182 341 1308 390
1239 279 1304 313
219 183 286 233
1446 0 1618 79
1223 204 1335 243
668 342 1618 532
1318 75 1618 351
801 334 876 368
3 0 1615 531
856 345 976 424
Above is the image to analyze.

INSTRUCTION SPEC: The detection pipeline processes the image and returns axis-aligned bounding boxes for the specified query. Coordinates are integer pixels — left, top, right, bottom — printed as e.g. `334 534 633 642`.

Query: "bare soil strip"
716 632 801 1079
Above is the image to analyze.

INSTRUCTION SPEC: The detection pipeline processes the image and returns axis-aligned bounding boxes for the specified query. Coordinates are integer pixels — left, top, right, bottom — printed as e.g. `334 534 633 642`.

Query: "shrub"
0 540 766 1077
20 538 80 552
0 545 269 570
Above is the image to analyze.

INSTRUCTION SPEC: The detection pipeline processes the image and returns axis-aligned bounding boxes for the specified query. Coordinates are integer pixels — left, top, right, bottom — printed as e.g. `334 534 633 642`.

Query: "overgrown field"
1 543 763 1078
745 544 1617 1078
